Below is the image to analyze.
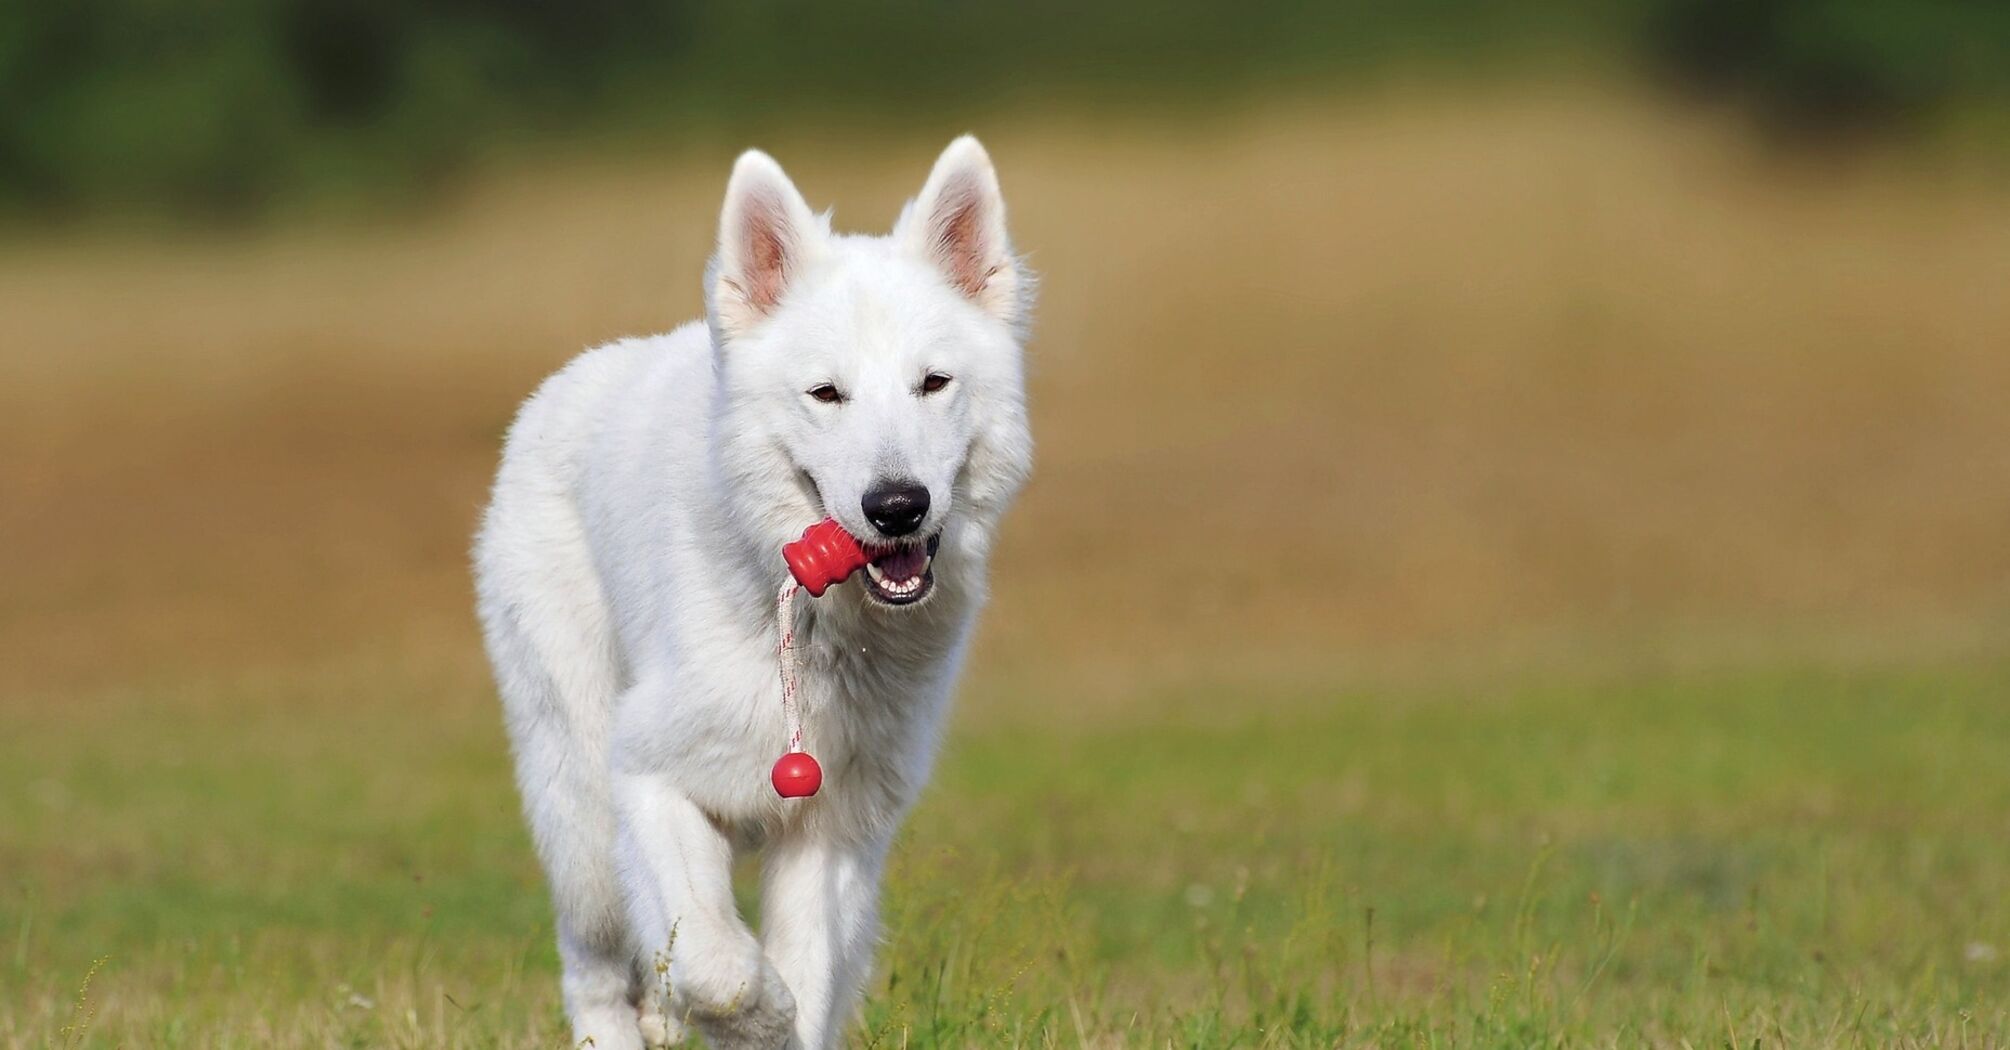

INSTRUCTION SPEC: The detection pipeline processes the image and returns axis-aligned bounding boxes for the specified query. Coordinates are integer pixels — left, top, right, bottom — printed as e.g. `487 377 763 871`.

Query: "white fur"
473 137 1032 1050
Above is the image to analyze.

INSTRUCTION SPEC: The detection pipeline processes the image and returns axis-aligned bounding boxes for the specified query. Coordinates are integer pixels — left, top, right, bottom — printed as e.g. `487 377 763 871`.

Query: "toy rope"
776 581 805 754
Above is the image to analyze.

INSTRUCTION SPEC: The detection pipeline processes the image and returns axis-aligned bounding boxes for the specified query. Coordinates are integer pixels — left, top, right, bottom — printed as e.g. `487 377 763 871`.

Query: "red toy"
782 517 869 596
772 525 865 799
770 751 823 798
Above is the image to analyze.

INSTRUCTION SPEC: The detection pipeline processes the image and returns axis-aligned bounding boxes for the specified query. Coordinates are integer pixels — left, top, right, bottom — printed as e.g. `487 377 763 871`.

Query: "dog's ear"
709 150 825 343
898 136 1026 331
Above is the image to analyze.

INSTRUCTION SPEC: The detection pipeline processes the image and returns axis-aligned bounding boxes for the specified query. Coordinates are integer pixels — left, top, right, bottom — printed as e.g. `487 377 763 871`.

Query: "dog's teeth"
861 554 932 600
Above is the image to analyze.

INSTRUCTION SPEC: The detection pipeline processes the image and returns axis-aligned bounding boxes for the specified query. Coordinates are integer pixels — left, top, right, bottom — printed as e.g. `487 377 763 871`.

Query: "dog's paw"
671 935 797 1050
637 1000 686 1048
569 1002 649 1050
688 972 796 1049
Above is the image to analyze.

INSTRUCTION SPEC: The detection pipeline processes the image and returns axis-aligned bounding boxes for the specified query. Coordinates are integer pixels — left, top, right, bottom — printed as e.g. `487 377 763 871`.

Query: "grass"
3 81 2010 1045
3 657 2007 1046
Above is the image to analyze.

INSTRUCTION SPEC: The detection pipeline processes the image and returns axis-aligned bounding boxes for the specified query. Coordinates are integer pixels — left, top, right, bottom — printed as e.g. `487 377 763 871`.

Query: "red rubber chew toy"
770 751 823 798
783 517 869 596
772 518 864 800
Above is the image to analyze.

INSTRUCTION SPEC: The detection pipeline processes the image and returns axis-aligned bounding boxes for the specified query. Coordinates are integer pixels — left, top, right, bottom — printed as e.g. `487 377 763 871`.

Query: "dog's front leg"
615 772 796 1049
759 828 892 1050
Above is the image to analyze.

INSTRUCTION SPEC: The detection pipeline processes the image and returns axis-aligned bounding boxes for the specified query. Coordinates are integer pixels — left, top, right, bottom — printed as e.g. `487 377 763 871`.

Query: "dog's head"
704 137 1034 609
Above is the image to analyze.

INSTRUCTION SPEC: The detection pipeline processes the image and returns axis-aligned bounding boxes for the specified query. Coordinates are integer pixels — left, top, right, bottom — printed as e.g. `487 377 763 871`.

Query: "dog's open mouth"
861 533 940 606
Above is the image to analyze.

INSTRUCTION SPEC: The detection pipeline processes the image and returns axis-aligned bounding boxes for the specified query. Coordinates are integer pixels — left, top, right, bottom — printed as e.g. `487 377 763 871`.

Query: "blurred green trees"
0 0 2001 219
1647 0 2010 132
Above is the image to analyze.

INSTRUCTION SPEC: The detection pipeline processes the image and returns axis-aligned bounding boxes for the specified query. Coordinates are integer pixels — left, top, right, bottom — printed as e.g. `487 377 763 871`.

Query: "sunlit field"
4 85 2008 1046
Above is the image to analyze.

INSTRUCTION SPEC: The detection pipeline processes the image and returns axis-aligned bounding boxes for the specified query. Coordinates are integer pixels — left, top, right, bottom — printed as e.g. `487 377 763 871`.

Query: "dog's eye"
807 384 844 404
920 372 952 395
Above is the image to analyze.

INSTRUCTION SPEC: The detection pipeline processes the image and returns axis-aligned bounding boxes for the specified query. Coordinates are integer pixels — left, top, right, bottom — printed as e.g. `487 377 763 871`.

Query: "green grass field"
4 88 2010 1046
6 655 2007 1047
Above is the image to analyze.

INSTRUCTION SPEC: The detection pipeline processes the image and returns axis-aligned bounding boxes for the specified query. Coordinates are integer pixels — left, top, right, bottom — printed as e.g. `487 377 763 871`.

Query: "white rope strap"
775 580 804 754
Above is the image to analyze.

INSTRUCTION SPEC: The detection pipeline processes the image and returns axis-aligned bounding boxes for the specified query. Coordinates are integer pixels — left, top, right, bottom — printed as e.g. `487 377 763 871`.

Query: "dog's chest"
802 630 945 743
798 615 960 761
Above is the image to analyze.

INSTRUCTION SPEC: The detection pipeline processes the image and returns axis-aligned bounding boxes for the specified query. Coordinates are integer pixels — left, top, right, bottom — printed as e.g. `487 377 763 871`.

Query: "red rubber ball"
771 751 823 798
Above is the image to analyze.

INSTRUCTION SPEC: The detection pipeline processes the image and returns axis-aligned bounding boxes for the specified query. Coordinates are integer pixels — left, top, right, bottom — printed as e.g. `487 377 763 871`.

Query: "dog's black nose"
862 480 930 537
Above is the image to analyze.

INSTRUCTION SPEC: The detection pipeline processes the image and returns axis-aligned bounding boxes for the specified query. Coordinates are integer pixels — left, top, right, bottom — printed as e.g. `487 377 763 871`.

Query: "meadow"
4 84 2009 1046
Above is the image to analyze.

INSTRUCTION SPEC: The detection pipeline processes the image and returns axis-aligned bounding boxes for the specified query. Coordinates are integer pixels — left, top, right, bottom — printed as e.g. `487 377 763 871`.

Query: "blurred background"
3 2 2008 1045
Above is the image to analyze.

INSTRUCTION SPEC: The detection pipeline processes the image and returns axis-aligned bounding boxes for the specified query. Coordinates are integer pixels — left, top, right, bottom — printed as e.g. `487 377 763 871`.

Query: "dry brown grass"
4 83 2008 700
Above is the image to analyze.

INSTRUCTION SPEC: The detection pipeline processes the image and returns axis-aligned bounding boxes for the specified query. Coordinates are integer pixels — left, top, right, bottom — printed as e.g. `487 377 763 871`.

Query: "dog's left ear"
898 136 1026 331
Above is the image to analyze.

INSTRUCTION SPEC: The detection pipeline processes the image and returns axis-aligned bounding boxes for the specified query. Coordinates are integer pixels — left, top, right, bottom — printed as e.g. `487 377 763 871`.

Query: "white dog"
473 137 1032 1050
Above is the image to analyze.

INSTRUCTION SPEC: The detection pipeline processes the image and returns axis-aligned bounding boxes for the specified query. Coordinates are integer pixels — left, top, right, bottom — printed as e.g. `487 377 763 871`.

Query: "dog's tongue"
872 545 929 581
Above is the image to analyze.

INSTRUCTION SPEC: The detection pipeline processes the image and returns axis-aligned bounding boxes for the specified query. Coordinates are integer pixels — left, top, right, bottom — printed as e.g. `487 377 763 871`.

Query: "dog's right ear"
708 150 825 343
